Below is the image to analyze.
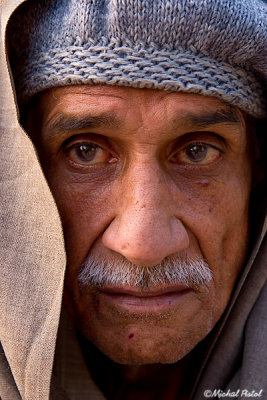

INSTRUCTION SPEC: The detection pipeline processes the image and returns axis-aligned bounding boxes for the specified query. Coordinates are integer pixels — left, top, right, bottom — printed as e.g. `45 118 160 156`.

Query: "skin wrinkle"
44 108 242 143
26 85 252 395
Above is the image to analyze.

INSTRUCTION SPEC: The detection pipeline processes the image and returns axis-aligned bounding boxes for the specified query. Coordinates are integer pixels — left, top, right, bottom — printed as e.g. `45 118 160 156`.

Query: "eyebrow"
45 106 241 137
184 107 241 128
46 112 123 133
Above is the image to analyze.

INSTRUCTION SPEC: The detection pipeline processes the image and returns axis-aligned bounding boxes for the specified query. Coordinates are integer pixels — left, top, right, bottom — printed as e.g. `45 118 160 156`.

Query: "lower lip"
97 289 191 313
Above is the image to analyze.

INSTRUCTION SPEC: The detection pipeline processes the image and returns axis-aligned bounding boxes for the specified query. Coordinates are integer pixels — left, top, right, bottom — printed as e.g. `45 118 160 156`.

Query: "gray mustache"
78 254 212 290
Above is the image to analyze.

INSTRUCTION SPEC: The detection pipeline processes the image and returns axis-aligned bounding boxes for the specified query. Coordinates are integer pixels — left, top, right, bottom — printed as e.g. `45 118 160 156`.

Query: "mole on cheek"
128 333 134 339
196 178 210 186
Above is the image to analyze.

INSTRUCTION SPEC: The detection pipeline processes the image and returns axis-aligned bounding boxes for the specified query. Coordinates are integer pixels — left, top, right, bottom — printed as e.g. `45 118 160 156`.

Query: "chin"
83 322 208 366
70 283 218 366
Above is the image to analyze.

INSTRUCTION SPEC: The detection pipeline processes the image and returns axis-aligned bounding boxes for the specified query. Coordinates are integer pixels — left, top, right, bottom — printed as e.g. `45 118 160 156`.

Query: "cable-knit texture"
7 0 267 118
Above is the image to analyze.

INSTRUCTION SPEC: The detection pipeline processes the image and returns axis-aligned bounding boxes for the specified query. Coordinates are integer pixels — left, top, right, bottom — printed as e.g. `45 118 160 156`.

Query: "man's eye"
170 143 221 165
66 143 111 164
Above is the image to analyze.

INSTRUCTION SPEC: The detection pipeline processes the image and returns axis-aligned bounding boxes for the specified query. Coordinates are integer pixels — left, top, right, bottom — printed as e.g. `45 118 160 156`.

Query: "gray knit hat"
7 0 267 118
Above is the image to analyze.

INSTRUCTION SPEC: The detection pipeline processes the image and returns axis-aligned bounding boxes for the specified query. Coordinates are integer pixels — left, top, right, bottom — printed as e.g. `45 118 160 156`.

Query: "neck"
119 363 168 382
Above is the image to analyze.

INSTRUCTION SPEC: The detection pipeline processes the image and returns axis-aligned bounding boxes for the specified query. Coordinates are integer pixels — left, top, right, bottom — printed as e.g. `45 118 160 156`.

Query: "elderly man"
0 0 266 399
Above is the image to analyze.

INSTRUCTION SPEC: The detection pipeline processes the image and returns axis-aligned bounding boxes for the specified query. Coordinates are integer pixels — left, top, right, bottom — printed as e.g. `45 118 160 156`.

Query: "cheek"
182 171 251 310
48 175 118 320
46 168 117 265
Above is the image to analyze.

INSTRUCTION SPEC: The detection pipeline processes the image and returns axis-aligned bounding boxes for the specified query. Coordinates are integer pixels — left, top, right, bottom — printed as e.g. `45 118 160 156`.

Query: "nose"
102 162 190 266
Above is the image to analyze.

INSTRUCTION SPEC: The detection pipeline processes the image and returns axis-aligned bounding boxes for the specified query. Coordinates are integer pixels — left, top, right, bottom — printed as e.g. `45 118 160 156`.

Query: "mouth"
96 285 192 313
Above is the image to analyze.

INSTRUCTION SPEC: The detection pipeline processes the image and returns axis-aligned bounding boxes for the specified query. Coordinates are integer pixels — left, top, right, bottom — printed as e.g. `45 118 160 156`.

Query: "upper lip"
98 285 190 297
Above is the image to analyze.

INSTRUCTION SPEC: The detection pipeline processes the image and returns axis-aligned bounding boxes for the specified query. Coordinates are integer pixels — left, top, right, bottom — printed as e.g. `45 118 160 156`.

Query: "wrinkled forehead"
27 85 246 134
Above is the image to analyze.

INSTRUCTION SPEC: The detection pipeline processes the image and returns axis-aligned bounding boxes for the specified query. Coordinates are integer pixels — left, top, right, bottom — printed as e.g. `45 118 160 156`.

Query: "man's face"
28 85 251 365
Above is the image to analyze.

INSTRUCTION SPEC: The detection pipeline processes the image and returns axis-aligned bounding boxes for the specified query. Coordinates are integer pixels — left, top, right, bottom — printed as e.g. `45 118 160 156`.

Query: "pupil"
77 144 97 161
186 144 207 162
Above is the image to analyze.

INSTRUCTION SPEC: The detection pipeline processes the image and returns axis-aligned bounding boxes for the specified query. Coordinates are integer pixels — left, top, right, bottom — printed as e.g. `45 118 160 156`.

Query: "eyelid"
61 133 116 155
169 143 222 167
64 140 104 155
169 131 225 156
61 134 120 172
167 131 226 168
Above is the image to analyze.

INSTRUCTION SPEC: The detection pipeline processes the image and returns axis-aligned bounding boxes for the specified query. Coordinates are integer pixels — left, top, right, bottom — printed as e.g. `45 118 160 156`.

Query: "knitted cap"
7 0 267 118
